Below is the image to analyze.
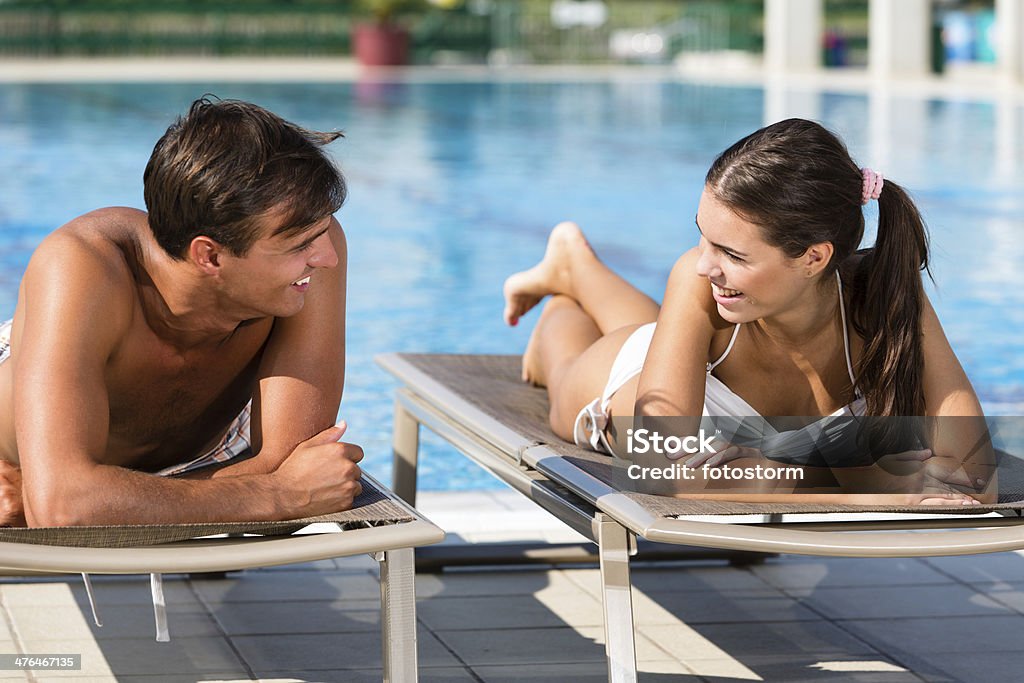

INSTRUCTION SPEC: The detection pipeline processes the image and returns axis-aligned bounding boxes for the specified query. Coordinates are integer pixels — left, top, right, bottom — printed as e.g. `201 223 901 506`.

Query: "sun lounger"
377 352 1024 683
0 473 442 683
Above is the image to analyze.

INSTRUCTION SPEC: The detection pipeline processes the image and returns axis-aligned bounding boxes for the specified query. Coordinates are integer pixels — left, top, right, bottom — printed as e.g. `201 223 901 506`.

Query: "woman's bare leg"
505 222 660 440
525 296 645 440
503 222 659 334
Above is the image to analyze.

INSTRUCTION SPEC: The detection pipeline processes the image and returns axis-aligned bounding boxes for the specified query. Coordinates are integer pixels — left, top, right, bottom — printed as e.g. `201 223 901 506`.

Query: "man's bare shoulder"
34 207 144 274
24 208 146 323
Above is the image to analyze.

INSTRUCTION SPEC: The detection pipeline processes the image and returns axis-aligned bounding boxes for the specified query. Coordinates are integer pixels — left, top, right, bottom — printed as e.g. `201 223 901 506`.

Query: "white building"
764 0 1024 82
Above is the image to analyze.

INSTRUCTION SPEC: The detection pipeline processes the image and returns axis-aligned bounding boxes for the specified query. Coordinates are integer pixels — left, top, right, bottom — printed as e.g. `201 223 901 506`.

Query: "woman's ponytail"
851 181 930 417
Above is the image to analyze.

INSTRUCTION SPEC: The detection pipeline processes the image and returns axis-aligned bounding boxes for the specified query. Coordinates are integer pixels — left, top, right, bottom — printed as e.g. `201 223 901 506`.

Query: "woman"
503 119 993 506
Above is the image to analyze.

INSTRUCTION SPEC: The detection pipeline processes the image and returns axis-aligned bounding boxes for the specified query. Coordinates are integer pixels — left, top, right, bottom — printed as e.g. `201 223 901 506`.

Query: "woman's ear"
803 242 835 277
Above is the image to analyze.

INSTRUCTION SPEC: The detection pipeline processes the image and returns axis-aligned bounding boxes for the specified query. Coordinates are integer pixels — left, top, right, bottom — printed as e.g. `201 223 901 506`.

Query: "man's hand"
0 460 25 527
272 421 364 519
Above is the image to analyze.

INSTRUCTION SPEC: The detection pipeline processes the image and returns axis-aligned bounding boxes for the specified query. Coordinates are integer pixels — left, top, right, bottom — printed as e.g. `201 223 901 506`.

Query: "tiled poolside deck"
2 491 1023 682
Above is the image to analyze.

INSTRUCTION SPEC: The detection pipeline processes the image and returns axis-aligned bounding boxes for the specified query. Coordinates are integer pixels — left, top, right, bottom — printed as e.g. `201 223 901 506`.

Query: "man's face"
216 212 339 319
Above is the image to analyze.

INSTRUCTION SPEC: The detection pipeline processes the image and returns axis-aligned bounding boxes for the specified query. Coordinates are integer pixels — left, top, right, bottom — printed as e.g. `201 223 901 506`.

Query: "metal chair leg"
596 514 638 683
393 392 421 506
380 547 418 683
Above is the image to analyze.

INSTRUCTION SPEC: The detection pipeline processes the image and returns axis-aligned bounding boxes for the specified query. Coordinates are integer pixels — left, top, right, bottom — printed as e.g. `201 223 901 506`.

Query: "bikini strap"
706 323 741 373
836 271 861 394
706 274 859 389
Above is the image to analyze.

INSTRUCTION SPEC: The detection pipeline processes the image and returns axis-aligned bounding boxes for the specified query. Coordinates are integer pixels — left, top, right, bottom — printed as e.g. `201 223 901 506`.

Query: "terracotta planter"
352 23 410 66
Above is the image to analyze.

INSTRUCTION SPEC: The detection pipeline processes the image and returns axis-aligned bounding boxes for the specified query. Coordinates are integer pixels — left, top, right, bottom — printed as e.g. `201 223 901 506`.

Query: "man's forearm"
26 464 287 526
177 450 282 479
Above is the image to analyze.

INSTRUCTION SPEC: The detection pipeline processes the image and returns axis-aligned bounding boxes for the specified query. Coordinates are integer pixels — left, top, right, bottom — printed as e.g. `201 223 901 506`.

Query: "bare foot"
502 221 594 326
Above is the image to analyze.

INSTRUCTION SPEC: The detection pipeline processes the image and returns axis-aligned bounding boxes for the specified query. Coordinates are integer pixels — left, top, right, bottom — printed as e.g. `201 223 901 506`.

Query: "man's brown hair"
143 97 346 259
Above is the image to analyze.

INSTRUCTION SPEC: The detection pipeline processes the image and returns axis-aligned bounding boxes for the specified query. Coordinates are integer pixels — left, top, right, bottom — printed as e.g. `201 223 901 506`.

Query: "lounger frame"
0 472 443 683
379 352 1024 683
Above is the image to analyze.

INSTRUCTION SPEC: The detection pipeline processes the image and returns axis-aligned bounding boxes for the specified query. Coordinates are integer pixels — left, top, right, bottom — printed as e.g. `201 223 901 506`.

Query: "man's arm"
190 218 350 478
16 225 359 526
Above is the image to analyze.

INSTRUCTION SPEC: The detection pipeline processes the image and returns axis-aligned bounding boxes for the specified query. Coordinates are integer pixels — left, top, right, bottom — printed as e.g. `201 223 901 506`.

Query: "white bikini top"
701 272 868 467
705 270 863 407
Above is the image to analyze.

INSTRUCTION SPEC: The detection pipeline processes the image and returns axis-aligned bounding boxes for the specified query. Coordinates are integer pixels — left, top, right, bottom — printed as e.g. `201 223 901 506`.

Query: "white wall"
764 0 824 72
869 0 931 78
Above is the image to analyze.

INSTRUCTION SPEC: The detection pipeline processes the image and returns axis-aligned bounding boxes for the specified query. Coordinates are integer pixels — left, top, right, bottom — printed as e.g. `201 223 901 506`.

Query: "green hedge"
0 0 765 62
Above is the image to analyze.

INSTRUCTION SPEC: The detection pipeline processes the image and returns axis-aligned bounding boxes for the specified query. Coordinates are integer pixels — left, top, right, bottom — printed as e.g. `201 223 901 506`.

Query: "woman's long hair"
704 118 930 418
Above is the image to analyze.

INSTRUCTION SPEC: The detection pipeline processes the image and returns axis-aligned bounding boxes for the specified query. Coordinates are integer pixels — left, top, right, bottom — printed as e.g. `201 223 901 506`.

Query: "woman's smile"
711 281 744 305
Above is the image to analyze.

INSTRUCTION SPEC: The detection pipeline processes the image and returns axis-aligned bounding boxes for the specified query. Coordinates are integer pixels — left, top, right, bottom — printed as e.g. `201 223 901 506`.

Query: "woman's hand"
678 443 988 506
681 444 757 468
840 448 985 505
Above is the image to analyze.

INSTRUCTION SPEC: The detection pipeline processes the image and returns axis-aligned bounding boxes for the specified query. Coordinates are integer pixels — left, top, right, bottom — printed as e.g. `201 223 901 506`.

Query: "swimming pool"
2 79 1023 489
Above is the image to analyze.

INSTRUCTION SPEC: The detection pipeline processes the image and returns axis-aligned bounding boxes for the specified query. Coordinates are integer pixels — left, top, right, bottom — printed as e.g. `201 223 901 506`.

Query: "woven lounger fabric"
0 478 413 548
400 353 1024 516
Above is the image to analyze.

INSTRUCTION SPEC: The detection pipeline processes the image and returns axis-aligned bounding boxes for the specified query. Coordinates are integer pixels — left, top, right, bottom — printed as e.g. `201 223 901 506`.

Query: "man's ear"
189 236 224 274
803 242 835 278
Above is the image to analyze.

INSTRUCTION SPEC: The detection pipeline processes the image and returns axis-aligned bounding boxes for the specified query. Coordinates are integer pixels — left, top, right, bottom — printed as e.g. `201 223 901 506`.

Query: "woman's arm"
919 293 997 501
625 248 725 494
635 247 721 419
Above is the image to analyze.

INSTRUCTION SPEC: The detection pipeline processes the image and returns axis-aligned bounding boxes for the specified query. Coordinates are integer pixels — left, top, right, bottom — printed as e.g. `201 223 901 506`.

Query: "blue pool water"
2 80 1024 489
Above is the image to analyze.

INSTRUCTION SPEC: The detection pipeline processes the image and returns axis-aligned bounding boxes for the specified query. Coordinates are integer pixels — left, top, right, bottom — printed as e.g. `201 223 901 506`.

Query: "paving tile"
435 625 669 666
0 579 202 609
209 601 381 636
0 638 113 678
751 557 953 590
190 571 381 604
691 653 928 682
418 627 605 667
733 655 933 683
632 623 765 679
417 587 605 631
13 637 244 678
333 555 382 573
973 583 1024 614
472 661 610 682
923 551 1024 585
565 564 773 598
38 677 249 683
473 660 697 682
541 530 591 543
416 569 579 599
794 584 1012 620
837 615 1024 655
7 604 220 641
921 651 1024 682
254 667 477 682
231 628 459 670
0 613 14 641
640 619 879 662
629 589 821 625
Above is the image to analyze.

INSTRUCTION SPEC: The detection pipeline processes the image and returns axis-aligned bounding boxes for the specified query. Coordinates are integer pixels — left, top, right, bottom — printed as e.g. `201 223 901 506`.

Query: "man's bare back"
0 98 363 527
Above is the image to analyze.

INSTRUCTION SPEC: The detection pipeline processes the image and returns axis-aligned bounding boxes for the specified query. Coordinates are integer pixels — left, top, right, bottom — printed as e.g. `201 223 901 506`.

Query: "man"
0 97 363 526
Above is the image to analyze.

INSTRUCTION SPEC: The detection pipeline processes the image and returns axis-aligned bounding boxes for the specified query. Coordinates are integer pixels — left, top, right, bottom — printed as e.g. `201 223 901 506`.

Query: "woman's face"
694 188 810 324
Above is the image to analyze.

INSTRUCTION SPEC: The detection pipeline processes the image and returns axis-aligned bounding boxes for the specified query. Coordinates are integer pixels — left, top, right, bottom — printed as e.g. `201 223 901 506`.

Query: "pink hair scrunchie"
861 168 884 205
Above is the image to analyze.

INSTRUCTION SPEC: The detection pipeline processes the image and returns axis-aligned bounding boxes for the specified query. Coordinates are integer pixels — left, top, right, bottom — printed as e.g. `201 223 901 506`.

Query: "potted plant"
352 0 425 66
